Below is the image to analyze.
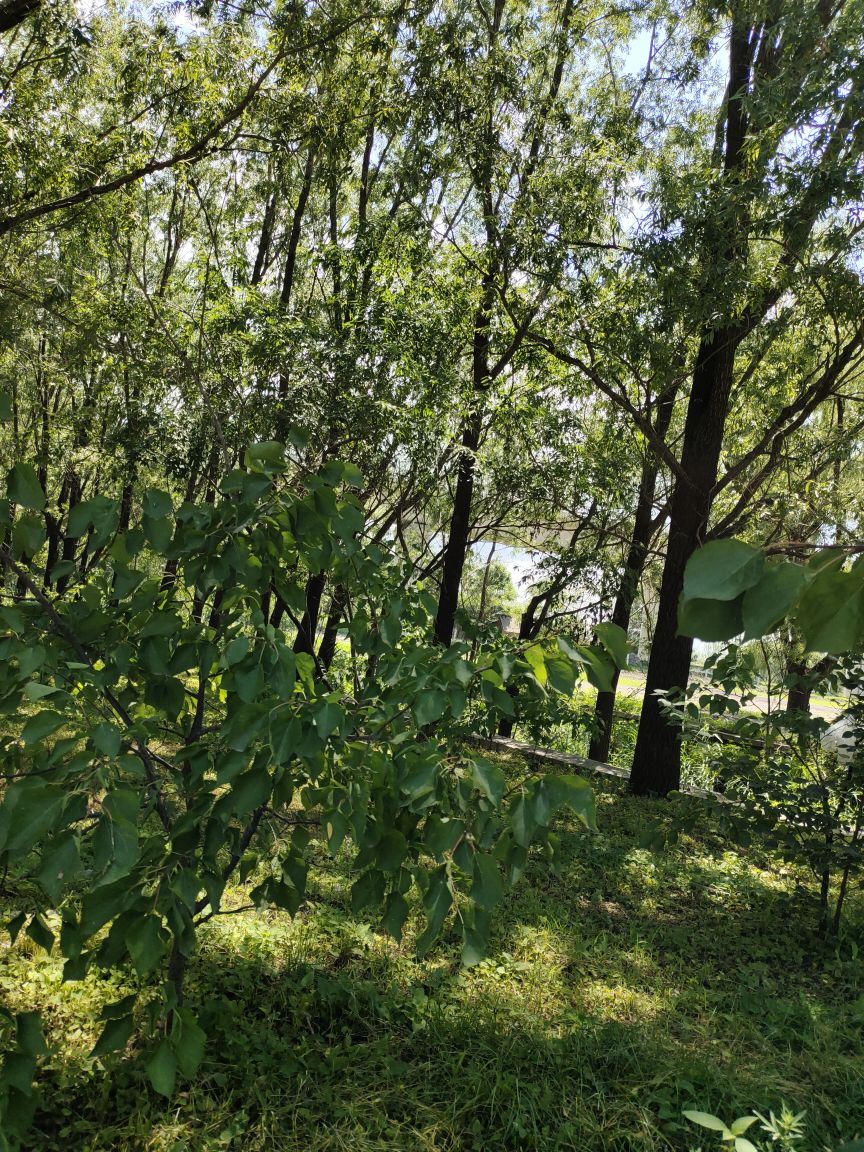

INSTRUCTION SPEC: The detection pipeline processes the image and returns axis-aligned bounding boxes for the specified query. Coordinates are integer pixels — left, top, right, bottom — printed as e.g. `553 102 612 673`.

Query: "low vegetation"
4 757 863 1152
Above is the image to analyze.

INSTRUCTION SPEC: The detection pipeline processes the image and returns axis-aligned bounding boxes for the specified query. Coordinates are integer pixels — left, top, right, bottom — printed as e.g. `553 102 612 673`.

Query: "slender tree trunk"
630 18 751 796
497 596 544 738
434 273 494 647
589 394 675 762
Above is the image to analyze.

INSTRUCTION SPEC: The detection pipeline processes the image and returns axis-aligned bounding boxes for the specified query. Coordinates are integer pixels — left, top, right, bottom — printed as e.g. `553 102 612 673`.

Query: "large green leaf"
172 1009 206 1078
471 854 504 910
594 621 630 669
12 513 46 557
0 779 67 860
683 539 764 601
795 568 864 654
678 594 744 641
7 463 46 510
90 1014 135 1058
413 688 447 726
544 774 596 831
415 867 452 955
21 710 66 745
470 757 505 805
125 916 167 977
742 560 809 638
146 1039 177 1096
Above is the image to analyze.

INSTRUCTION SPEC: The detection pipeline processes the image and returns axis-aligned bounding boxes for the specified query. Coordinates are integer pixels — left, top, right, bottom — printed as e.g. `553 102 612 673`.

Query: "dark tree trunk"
630 329 742 793
434 273 494 647
785 660 812 714
497 596 544 738
589 394 675 763
293 570 327 657
629 18 752 796
317 585 347 672
0 0 40 32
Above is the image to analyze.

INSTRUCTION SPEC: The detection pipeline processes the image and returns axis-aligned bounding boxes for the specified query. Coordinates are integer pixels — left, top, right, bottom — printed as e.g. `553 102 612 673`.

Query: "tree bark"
433 272 494 646
293 570 327 657
589 394 675 762
629 16 752 795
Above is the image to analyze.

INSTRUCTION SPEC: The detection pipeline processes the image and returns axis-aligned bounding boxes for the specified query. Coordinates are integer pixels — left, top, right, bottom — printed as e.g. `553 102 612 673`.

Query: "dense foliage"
2 0 864 1145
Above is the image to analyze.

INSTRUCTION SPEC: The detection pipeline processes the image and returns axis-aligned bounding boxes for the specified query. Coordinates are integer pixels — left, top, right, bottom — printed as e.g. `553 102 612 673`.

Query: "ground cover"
2 753 862 1152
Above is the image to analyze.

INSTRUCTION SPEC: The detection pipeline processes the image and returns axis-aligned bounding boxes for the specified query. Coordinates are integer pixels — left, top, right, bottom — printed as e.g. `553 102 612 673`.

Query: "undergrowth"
2 754 862 1151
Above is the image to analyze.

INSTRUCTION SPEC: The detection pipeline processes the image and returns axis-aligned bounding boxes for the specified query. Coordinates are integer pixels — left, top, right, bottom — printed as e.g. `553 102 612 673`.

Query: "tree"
626 1 864 793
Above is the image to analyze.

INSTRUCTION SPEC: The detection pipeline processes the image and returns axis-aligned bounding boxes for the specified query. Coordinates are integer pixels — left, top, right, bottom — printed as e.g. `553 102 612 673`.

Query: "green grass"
3 755 864 1151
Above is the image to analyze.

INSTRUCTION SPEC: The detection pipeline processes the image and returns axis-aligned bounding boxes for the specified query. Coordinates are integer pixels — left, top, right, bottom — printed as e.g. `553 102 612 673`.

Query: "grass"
3 753 864 1151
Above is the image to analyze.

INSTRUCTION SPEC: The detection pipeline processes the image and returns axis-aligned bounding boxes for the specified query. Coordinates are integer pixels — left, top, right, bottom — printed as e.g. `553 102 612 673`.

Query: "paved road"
615 677 843 721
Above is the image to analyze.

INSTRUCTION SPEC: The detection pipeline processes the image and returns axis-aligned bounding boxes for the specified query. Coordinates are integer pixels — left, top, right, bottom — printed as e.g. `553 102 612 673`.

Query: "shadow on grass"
15 780 864 1152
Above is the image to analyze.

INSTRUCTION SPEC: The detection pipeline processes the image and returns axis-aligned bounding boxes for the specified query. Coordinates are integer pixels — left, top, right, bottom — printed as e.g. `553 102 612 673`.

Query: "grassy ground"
3 754 863 1152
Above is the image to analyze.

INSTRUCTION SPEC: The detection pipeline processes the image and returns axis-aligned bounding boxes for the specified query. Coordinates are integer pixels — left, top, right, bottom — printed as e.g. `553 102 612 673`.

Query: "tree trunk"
317 585 347 672
630 328 741 793
293 570 327 657
629 17 751 796
589 393 675 762
434 273 494 647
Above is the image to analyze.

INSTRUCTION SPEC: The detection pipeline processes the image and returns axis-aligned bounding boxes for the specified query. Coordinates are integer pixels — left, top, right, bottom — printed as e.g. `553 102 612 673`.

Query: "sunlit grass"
2 755 863 1150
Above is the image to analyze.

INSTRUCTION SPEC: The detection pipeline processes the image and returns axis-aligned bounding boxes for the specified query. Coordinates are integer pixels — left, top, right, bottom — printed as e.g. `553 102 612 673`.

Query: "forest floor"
3 752 863 1152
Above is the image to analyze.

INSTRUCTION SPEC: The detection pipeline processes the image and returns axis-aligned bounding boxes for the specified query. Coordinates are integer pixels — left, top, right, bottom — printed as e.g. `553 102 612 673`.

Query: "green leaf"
682 1111 728 1132
92 723 123 758
90 1014 135 1058
12 512 46 557
470 758 505 806
381 892 410 941
315 701 343 740
795 568 864 654
7 463 46 510
413 688 447 726
16 1011 48 1056
375 829 408 873
379 611 401 647
229 766 272 816
401 760 438 802
461 925 488 967
67 496 119 548
678 595 744 641
2 1051 37 1094
351 869 385 914
594 621 630 668
0 779 67 859
734 1140 759 1152
416 867 452 955
146 1039 177 1096
143 515 173 552
142 488 173 519
742 560 809 638
36 832 80 901
471 854 504 910
729 1117 758 1136
99 994 138 1021
172 1008 206 1078
26 914 54 953
544 774 597 831
524 644 547 686
683 539 764 601
21 709 66 744
125 916 166 977
246 441 286 473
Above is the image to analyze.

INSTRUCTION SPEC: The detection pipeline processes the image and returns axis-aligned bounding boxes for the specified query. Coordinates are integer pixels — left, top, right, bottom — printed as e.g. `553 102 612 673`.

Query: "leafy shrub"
0 445 619 1143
